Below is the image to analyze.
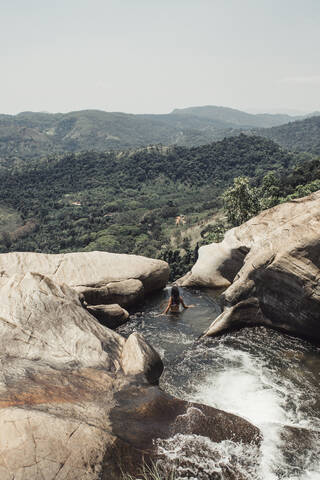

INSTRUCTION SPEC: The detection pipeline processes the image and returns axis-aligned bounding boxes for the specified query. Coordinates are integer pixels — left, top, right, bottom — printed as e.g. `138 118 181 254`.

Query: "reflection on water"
117 287 320 480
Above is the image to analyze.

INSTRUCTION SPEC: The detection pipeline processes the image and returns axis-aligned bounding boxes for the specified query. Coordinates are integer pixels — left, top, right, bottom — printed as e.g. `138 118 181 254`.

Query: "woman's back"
164 286 188 314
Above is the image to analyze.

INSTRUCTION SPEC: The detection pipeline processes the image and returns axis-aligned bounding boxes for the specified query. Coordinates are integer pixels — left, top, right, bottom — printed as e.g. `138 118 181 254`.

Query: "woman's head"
171 285 180 300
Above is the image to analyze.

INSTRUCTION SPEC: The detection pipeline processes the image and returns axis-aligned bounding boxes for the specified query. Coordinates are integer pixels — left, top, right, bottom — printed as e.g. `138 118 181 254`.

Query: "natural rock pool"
117 287 320 480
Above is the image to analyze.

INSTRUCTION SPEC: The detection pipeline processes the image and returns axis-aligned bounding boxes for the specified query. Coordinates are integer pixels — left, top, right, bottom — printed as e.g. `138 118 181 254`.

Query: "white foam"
192 348 289 422
156 433 259 480
189 347 320 479
298 472 320 480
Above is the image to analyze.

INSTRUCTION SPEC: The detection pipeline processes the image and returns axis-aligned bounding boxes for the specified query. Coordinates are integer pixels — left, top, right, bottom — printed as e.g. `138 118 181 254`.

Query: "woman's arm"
163 297 172 314
180 297 189 309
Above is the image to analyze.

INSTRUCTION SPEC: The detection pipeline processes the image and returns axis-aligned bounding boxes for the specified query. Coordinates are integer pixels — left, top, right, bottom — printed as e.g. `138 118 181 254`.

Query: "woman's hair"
171 285 180 301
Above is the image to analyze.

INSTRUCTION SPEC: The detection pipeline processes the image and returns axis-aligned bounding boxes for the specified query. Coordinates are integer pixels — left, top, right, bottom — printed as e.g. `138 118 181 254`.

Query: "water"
117 287 320 480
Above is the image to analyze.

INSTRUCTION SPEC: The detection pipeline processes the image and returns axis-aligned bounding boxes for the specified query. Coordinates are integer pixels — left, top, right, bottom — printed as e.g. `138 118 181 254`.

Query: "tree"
222 177 260 227
182 236 191 251
1 231 12 249
200 221 226 244
259 171 280 210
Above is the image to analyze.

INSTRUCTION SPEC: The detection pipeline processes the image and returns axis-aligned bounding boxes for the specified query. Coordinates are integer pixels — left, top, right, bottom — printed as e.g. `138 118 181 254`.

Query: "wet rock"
205 298 265 337
111 383 261 451
280 425 320 476
86 304 129 329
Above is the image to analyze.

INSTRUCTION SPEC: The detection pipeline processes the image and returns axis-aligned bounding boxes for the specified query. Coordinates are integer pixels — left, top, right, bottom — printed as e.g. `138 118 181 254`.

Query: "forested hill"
171 105 304 128
0 110 239 164
0 135 296 256
256 116 320 155
0 107 306 166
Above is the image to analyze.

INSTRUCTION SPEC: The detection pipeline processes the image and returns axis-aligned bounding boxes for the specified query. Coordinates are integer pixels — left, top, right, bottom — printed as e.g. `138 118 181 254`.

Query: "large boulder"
86 303 129 329
110 383 261 479
0 269 260 479
78 278 144 308
179 191 320 341
120 332 164 385
0 271 124 480
0 251 169 307
0 272 125 368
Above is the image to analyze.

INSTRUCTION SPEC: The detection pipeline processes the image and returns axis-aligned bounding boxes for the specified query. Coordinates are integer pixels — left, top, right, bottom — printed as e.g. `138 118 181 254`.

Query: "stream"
117 287 320 480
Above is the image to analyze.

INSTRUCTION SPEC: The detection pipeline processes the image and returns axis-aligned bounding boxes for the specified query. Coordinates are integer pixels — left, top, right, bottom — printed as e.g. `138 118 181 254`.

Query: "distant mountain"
0 109 235 165
171 105 306 128
0 106 310 166
255 116 320 155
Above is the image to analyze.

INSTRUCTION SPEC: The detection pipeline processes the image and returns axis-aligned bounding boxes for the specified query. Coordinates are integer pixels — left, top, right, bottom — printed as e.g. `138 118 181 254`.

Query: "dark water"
117 287 320 480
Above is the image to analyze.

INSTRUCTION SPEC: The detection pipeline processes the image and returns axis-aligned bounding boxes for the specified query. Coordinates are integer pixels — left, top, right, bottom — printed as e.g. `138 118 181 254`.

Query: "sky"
1 0 319 115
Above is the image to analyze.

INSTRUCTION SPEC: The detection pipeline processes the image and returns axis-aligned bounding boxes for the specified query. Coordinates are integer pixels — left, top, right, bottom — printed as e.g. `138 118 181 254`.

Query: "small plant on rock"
121 459 176 480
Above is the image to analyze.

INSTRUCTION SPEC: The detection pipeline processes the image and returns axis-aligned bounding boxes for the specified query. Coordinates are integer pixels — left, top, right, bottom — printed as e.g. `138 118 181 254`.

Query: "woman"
163 285 192 314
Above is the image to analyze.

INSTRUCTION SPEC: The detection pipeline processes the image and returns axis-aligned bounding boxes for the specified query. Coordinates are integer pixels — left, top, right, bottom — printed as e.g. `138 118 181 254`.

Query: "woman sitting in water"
163 285 193 314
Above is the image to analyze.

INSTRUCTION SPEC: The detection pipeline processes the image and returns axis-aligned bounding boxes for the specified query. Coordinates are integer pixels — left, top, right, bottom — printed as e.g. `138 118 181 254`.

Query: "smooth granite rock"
180 191 320 341
0 250 169 307
121 332 164 385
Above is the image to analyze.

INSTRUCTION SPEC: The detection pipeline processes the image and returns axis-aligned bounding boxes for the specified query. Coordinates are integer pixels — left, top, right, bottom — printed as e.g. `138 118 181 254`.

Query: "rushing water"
117 287 320 480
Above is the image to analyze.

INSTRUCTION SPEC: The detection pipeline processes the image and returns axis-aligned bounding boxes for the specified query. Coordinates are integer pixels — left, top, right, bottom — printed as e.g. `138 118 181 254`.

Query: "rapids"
117 287 320 480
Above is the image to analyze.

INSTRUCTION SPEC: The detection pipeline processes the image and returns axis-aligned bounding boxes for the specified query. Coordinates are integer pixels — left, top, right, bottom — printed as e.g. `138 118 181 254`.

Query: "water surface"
117 287 320 480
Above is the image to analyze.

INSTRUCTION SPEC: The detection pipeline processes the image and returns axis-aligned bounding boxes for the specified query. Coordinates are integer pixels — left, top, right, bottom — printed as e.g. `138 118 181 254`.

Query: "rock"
77 278 144 308
0 272 125 479
0 267 260 479
120 332 164 385
0 250 169 306
86 304 129 329
0 272 125 368
178 243 249 288
110 383 261 478
180 191 320 341
111 384 261 448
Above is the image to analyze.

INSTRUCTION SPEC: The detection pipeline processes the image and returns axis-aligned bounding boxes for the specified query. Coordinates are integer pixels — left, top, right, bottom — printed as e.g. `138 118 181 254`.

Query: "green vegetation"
223 156 320 228
0 205 22 233
0 110 232 166
1 107 312 168
1 129 319 280
256 116 320 155
222 177 260 226
0 135 296 262
172 105 304 128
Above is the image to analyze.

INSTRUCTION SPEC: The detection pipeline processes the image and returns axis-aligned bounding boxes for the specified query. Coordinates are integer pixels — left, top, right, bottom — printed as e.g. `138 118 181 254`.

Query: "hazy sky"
1 0 319 115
